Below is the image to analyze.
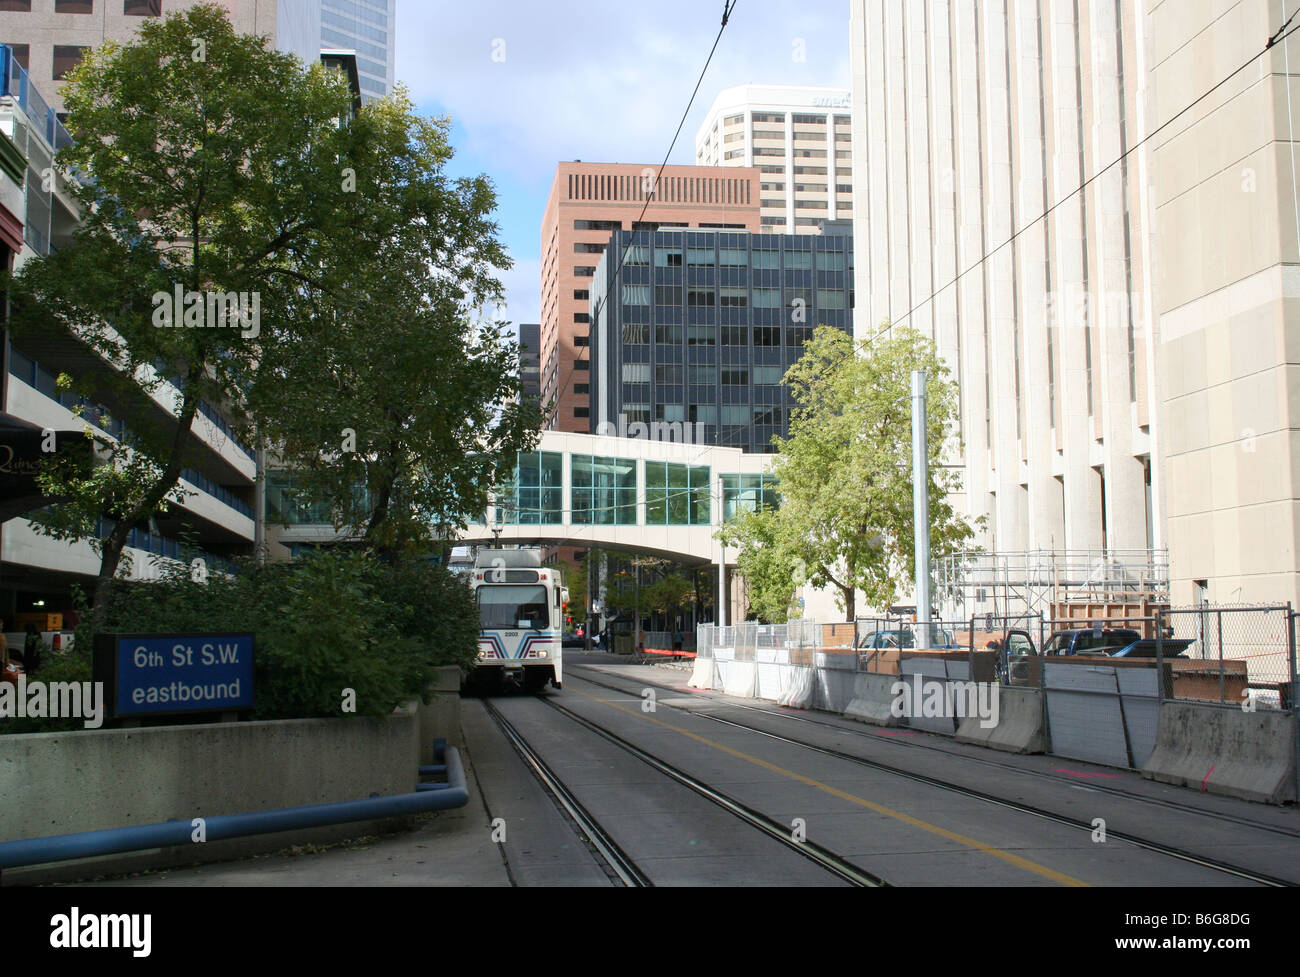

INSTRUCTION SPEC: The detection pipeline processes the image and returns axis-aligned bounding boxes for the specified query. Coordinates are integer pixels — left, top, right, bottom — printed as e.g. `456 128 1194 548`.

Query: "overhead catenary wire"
886 16 1300 333
544 0 739 431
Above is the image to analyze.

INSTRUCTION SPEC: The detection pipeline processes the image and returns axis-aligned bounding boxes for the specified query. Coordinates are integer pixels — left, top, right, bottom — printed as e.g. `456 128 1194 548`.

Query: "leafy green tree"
719 323 975 621
250 94 538 553
6 3 357 614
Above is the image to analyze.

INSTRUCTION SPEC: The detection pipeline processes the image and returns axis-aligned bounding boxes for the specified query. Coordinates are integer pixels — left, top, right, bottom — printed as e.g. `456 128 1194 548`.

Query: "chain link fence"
1158 605 1295 709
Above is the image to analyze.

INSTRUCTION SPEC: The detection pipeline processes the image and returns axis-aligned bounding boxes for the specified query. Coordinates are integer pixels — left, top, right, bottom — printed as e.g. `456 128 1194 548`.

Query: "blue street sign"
94 633 255 718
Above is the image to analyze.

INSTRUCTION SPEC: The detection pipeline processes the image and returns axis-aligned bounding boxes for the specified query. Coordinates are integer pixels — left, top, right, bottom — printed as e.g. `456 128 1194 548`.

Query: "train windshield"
477 584 550 630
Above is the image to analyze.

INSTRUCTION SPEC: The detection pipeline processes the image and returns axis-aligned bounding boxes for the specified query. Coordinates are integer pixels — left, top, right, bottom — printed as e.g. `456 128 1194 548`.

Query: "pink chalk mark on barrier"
1202 765 1215 790
1052 768 1120 780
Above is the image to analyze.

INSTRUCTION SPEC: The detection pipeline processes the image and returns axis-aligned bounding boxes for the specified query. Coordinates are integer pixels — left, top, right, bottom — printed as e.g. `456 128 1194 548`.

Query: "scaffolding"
933 548 1169 621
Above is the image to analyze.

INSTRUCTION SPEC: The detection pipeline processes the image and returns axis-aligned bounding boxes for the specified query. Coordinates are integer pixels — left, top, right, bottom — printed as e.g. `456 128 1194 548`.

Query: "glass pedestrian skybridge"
460 431 777 565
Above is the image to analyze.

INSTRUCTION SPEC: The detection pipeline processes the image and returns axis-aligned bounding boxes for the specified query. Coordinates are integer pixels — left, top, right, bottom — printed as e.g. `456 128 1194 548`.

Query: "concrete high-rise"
539 161 761 433
849 0 1161 610
590 224 853 454
0 0 394 114
849 0 1300 612
696 84 854 233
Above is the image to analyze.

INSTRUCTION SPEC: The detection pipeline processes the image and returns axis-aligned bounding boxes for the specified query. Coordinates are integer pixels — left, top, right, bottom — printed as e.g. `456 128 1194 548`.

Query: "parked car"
857 627 958 651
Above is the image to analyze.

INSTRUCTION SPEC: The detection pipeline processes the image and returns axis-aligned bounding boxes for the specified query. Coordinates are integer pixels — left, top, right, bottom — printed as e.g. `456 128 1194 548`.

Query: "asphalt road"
64 653 1300 887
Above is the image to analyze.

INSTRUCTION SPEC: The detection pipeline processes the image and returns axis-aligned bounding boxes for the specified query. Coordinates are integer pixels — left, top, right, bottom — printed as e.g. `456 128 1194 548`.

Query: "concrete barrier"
688 655 714 690
0 705 423 881
777 665 815 709
843 672 901 726
955 686 1045 753
718 659 756 698
1142 701 1297 804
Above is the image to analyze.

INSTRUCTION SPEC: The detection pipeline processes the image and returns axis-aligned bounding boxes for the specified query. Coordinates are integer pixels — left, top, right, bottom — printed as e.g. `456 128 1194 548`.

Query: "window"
478 586 550 630
719 286 747 308
620 285 649 306
123 0 161 13
753 366 782 384
721 405 749 425
686 287 714 307
621 364 650 383
721 326 746 346
645 461 711 525
686 247 714 265
753 405 784 425
574 336 588 347
497 451 563 524
4 43 29 69
574 312 589 323
655 322 682 344
654 284 678 305
575 361 589 371
624 244 650 264
722 473 780 519
761 216 787 226
687 324 715 346
786 251 812 270
689 404 716 424
654 248 682 267
688 365 716 385
655 363 682 385
574 219 621 231
52 45 89 80
818 252 847 271
816 289 846 309
753 250 780 269
575 242 606 253
574 383 589 394
719 248 747 267
56 0 93 11
571 454 636 525
752 288 780 308
573 289 589 300
721 368 748 386
574 266 595 277
0 1 32 10
754 327 780 346
655 403 685 422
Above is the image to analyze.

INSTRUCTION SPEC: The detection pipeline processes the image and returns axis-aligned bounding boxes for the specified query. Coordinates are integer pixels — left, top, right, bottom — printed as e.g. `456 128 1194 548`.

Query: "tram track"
567 665 1295 887
482 694 886 887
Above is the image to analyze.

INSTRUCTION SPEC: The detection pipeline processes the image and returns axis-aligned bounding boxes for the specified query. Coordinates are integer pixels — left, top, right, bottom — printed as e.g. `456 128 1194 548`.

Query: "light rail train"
469 548 565 691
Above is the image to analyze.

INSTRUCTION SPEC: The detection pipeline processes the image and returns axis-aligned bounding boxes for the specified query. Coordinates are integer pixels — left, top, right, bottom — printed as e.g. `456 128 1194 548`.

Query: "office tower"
0 1 394 115
518 322 540 412
695 83 854 232
540 161 761 434
848 0 1161 604
318 0 394 102
589 223 853 454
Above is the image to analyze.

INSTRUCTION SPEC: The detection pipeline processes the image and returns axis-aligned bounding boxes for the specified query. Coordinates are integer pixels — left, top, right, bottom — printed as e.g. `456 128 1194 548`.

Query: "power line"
887 18 1300 332
544 0 739 430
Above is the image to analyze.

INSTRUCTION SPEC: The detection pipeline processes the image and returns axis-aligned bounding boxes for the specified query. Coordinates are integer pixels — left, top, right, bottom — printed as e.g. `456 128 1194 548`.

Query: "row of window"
621 363 785 385
496 451 773 526
0 1 160 14
619 324 815 347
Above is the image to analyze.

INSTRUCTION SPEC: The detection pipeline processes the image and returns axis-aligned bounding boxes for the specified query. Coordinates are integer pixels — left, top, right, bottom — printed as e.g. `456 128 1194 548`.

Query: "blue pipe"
0 746 467 871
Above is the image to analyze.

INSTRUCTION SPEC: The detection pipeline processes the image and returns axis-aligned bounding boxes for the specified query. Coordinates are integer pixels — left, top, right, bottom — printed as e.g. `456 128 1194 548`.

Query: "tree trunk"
90 387 202 620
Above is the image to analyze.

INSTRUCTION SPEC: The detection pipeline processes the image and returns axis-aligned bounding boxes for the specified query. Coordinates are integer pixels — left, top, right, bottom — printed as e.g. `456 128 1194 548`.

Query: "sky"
394 0 852 334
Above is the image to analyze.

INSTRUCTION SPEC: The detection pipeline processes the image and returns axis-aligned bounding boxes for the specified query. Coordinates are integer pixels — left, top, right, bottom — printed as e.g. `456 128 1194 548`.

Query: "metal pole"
911 370 932 649
717 476 727 628
1288 604 1298 803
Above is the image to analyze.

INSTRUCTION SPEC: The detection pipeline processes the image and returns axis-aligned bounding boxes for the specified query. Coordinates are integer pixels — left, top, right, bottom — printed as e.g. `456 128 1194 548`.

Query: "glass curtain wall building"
590 225 852 454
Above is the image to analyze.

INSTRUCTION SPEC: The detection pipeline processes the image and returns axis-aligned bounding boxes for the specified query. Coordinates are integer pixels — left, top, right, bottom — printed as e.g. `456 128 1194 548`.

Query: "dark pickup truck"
1042 627 1143 657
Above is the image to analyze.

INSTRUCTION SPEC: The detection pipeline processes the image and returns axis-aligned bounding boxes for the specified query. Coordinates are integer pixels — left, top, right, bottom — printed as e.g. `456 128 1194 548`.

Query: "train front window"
478 585 550 629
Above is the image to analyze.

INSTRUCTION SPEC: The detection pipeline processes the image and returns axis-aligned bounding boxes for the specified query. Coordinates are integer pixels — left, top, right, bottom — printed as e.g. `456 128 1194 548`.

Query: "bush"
5 550 477 733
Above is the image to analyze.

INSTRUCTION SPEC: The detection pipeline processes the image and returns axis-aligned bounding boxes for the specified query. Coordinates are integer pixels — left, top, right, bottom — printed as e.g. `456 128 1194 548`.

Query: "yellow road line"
568 685 1089 887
